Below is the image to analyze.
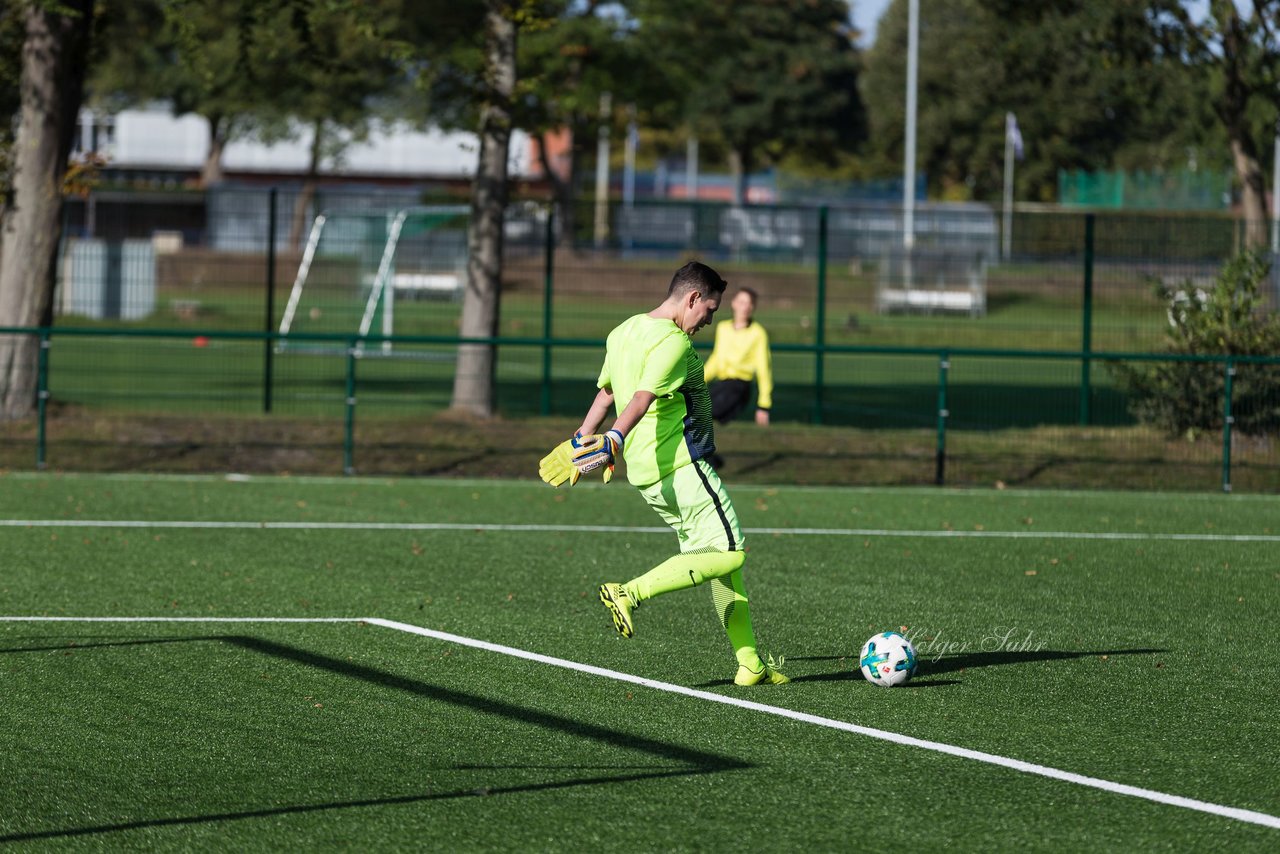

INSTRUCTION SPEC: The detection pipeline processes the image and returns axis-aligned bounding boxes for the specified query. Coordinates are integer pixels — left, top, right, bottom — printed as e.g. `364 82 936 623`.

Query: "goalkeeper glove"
538 438 581 488
571 429 623 482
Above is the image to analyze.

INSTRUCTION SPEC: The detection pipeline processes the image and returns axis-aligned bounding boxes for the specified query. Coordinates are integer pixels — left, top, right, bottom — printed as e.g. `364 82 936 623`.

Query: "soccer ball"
859 631 918 687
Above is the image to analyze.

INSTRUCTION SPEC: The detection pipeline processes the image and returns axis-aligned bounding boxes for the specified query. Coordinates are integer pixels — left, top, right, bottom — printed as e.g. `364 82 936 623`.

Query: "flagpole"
903 0 919 252
1002 112 1015 261
593 92 612 249
624 107 637 209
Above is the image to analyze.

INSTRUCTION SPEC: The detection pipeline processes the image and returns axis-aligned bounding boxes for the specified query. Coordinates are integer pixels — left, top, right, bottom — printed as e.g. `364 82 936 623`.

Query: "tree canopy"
860 0 1224 203
640 0 866 203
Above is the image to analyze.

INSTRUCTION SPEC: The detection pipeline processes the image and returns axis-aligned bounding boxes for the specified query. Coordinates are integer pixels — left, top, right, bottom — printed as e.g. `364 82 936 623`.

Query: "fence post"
1079 212 1095 425
263 187 278 413
541 205 555 416
813 206 828 425
935 351 950 485
1221 357 1235 493
36 330 50 470
344 342 357 476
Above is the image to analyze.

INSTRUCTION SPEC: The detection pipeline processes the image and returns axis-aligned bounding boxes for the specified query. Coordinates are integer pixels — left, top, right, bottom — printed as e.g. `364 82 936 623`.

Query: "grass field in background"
39 332 1133 421
89 273 1170 351
39 245 1183 420
2 474 1277 849
37 253 1182 424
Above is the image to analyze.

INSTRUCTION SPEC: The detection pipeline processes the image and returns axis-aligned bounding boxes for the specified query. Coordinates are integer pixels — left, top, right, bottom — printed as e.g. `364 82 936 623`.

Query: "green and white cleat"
598 583 635 638
734 655 790 686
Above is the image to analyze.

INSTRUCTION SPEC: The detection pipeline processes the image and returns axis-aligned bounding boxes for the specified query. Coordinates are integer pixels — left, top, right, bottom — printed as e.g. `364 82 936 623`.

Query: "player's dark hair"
668 261 728 299
736 286 758 304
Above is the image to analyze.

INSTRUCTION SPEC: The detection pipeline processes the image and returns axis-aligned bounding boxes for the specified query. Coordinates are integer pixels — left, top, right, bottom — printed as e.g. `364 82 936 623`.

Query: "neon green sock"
710 569 762 670
624 549 746 603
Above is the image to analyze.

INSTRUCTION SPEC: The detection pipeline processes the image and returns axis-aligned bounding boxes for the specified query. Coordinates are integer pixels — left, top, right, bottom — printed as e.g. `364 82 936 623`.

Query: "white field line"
0 518 1277 543
2 614 1277 831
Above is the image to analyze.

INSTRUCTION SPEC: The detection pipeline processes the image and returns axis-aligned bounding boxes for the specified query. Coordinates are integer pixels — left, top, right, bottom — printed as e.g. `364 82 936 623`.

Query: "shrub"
1114 251 1280 437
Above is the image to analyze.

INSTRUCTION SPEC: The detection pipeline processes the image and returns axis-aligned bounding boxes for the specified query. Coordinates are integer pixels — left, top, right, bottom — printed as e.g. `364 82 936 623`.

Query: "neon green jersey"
597 313 716 487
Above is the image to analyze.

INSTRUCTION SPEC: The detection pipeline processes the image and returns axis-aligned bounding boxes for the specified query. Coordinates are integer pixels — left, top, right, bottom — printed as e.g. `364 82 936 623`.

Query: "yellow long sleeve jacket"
702 319 773 409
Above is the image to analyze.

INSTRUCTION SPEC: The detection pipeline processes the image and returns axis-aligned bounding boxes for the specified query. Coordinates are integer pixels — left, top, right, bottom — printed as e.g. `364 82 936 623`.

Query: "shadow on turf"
920 647 1165 676
0 637 205 655
1 634 752 845
693 671 959 688
785 647 1166 680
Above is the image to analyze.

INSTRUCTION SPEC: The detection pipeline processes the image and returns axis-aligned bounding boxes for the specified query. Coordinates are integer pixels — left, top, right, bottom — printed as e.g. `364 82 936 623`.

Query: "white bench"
877 287 983 314
876 249 987 317
391 272 462 298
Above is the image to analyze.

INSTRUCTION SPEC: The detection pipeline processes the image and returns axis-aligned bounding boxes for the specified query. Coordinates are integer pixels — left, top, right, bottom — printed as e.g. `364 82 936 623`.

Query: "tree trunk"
200 115 227 187
1230 138 1268 250
538 129 575 248
0 0 92 421
449 2 515 418
1214 6 1267 249
289 118 324 250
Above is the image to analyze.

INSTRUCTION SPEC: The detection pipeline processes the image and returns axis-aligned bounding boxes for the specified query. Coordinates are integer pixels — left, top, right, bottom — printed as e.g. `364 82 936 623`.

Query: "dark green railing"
4 324 1278 492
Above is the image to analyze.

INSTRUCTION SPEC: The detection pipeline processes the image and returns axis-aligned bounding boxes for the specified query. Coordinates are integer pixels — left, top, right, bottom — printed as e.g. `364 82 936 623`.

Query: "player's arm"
540 386 616 488
576 386 615 436
607 390 657 438
571 390 657 477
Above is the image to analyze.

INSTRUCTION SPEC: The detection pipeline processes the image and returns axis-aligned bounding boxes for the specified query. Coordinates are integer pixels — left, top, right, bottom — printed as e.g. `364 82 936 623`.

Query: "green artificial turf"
1 474 1277 850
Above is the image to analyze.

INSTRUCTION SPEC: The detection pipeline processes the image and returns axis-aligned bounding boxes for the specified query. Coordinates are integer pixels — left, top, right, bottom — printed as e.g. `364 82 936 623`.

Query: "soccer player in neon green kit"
539 261 788 686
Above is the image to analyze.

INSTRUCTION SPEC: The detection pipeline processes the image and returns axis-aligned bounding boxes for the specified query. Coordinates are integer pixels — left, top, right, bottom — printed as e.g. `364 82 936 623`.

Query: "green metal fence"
3 190 1276 490
3 324 1278 492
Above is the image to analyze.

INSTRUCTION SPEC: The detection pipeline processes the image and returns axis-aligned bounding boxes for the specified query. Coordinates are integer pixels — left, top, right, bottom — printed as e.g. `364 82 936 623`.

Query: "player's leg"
600 546 744 636
708 380 750 470
599 469 735 637
602 462 788 683
709 379 750 424
711 569 788 686
674 460 785 684
621 461 743 601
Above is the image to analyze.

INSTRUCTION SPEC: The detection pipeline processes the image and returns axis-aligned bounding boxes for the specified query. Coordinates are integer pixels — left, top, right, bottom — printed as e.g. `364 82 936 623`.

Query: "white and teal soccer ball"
859 631 918 687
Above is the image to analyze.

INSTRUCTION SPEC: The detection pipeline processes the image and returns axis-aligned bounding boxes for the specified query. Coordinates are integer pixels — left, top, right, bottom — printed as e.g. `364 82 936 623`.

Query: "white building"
76 104 531 180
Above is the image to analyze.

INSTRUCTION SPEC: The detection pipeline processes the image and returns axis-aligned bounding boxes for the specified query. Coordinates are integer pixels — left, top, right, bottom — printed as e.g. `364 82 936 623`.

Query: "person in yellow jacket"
703 286 772 428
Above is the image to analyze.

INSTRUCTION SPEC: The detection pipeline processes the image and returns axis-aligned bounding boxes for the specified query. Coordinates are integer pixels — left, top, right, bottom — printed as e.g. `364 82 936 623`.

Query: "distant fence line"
2 324 1278 492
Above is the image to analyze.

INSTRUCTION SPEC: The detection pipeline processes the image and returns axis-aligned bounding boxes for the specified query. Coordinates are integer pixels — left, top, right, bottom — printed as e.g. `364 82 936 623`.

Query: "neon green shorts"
639 459 744 553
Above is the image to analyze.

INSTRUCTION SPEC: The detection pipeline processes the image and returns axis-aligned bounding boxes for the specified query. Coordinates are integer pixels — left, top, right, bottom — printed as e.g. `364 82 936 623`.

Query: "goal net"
278 206 469 355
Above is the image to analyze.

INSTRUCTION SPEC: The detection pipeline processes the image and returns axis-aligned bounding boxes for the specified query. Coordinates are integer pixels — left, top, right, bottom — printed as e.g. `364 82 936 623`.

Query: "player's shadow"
1 634 749 845
0 637 206 655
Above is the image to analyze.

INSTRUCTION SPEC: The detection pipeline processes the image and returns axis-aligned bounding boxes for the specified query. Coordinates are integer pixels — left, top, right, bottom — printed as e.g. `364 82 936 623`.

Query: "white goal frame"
278 205 469 356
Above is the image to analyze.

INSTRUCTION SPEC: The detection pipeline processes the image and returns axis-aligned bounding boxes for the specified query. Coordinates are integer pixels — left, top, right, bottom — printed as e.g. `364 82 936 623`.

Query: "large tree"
92 0 302 187
90 0 260 186
861 0 1199 203
0 0 94 421
642 0 865 205
1152 1 1280 248
396 0 549 417
450 1 518 417
517 1 677 245
247 2 407 247
0 6 27 220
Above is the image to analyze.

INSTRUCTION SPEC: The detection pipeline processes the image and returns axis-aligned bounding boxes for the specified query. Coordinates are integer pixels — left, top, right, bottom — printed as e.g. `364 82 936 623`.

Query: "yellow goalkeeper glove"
571 429 623 483
539 438 581 487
